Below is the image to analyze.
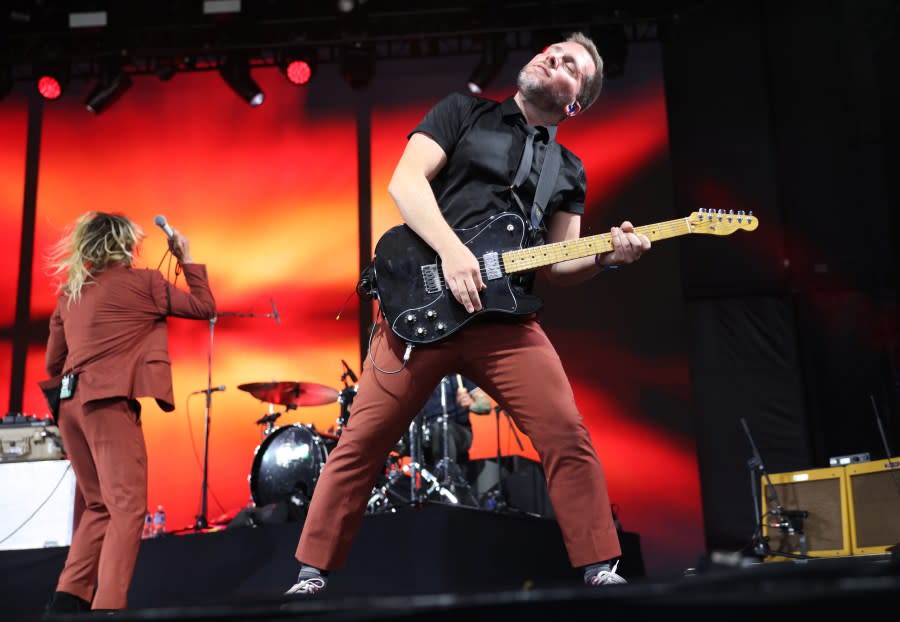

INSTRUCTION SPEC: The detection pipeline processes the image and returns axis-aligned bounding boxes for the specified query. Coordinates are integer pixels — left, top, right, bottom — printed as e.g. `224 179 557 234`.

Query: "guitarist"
287 32 650 595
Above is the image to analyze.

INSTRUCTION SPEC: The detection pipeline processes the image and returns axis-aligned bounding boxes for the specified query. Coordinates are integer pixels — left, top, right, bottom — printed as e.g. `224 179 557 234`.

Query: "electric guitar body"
372 209 758 346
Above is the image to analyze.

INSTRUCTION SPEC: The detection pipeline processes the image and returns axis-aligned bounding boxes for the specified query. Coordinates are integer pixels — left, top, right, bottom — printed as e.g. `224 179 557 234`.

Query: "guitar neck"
502 217 693 274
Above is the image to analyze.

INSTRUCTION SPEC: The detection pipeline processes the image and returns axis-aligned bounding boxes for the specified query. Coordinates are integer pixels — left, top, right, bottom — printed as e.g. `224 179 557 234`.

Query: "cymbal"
237 381 339 407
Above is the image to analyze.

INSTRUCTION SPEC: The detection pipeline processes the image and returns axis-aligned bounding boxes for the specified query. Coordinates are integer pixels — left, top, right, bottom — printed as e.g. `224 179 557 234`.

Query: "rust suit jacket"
45 263 216 412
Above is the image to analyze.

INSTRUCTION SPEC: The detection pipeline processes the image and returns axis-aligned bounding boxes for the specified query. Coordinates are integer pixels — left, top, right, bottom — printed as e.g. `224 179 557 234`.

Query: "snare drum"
249 424 329 507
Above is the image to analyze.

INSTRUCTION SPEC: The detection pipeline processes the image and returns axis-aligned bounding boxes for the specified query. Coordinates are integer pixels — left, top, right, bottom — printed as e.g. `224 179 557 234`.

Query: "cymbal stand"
190 305 279 532
432 378 476 505
410 411 458 504
366 414 442 513
480 406 525 513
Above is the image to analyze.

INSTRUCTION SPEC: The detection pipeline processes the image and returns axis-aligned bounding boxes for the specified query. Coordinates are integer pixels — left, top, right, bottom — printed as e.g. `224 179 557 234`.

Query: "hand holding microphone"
154 215 194 263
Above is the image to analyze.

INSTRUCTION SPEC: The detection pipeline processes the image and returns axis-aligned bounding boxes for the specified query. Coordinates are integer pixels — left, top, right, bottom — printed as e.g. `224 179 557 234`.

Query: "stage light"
284 59 313 86
85 67 133 114
36 65 69 100
466 37 507 95
340 44 375 91
219 57 264 106
280 47 317 86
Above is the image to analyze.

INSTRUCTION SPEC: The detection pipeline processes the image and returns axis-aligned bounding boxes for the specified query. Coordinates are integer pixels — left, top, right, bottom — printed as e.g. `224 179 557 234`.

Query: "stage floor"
3 503 898 621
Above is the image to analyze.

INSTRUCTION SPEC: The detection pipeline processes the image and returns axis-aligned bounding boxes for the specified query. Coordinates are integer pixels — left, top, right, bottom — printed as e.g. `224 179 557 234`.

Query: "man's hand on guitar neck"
597 221 651 268
439 240 486 314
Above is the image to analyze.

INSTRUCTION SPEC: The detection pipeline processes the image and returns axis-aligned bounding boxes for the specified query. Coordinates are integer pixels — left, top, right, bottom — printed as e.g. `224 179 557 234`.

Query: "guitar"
372 209 757 345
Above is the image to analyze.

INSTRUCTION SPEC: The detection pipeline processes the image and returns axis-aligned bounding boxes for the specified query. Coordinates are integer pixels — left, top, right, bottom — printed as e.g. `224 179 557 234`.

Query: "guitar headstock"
688 209 758 235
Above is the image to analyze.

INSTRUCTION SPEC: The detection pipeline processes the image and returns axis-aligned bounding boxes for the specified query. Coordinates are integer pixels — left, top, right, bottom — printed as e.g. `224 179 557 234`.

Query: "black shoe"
43 591 92 618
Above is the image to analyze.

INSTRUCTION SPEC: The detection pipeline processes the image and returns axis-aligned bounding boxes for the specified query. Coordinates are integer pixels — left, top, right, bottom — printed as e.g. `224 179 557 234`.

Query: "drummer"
419 374 491 466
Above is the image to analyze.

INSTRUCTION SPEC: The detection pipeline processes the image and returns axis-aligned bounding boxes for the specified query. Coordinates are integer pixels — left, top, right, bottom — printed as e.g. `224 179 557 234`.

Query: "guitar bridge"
483 252 502 280
422 264 442 294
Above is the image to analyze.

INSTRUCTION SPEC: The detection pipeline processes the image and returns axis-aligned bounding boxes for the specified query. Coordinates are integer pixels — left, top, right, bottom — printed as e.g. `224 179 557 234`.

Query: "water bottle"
142 511 154 539
152 505 166 537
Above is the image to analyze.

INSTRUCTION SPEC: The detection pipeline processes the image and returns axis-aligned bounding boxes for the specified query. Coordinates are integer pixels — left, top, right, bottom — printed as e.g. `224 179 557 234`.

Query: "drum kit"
240 365 478 517
239 379 342 512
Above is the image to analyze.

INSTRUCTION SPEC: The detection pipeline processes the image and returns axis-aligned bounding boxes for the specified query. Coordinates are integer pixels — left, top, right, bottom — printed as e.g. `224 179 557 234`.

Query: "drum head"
249 424 327 508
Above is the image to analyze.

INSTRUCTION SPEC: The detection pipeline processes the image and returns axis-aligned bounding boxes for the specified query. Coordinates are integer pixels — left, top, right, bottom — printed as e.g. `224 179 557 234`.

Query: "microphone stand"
481 406 526 514
740 418 807 559
190 305 280 532
191 316 216 531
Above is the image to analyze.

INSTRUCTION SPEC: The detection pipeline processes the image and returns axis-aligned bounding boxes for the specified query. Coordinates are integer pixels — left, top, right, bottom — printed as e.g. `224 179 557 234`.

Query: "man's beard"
517 66 569 113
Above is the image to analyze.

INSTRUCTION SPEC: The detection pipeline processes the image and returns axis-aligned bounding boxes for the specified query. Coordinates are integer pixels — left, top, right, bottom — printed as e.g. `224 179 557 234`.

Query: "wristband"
595 254 619 271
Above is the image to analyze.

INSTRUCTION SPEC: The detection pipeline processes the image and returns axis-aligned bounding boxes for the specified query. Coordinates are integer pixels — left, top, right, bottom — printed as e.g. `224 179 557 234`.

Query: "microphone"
270 298 281 324
340 359 358 383
191 385 226 395
154 214 175 239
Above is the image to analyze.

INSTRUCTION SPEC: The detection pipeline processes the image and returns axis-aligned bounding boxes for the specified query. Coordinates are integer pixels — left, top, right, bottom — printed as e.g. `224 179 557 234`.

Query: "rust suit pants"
56 396 147 609
296 317 621 570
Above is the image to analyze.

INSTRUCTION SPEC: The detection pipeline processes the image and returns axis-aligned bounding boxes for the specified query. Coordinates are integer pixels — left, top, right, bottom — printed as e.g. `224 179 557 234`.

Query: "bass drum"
249 424 329 507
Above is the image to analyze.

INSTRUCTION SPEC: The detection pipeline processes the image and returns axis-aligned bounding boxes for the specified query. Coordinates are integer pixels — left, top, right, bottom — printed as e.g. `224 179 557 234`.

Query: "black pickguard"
373 212 543 345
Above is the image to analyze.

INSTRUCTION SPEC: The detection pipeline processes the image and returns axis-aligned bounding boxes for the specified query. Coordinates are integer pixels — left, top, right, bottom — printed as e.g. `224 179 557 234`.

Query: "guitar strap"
510 130 562 246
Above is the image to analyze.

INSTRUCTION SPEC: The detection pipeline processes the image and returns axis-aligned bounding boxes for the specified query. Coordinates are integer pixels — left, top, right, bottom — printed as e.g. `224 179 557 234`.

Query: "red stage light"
285 60 312 85
37 75 63 100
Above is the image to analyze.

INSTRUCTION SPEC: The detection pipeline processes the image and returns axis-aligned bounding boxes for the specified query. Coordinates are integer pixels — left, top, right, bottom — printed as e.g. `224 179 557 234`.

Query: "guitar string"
432 220 690 287
438 216 752 289
430 216 751 286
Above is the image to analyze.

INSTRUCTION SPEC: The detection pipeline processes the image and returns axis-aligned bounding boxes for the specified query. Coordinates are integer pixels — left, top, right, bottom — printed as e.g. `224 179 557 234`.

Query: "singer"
40 212 216 614
287 32 649 596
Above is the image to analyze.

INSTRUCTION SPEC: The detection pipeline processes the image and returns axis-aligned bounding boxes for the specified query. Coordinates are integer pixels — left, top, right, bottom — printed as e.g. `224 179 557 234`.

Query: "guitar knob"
415 327 428 338
436 322 447 333
425 309 437 320
404 313 416 325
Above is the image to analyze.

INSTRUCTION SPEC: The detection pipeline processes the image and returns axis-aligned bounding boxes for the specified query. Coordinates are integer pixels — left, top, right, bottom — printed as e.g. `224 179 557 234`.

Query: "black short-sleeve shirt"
410 93 587 236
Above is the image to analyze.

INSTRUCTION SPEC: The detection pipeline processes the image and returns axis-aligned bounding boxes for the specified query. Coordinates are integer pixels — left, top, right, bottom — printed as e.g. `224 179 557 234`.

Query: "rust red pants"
296 317 620 570
56 396 147 609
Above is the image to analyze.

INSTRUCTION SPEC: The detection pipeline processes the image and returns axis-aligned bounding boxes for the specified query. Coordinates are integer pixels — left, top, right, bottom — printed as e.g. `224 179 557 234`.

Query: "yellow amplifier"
761 466 851 560
0 421 65 463
845 457 900 555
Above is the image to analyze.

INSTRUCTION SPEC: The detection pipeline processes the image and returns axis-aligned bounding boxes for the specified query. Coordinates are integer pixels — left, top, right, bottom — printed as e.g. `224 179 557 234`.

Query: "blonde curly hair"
47 212 144 304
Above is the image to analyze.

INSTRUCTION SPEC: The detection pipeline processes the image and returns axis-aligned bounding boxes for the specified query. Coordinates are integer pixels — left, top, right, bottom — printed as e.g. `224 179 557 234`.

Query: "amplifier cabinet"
761 466 851 560
0 460 77 550
845 457 900 555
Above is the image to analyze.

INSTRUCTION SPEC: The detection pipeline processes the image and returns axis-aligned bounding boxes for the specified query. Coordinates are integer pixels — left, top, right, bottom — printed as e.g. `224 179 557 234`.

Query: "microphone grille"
154 214 167 227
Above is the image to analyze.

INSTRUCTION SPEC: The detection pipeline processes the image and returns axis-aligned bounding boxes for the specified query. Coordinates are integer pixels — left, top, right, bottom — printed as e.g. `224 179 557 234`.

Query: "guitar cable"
367 311 414 375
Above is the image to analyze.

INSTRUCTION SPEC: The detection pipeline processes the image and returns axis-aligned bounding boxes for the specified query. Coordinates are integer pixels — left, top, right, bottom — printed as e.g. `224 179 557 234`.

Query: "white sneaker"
284 575 327 595
586 561 627 586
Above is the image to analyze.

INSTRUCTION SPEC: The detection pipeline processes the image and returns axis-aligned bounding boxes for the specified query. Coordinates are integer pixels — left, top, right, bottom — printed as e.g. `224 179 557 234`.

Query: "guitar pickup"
422 264 442 294
483 252 502 280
